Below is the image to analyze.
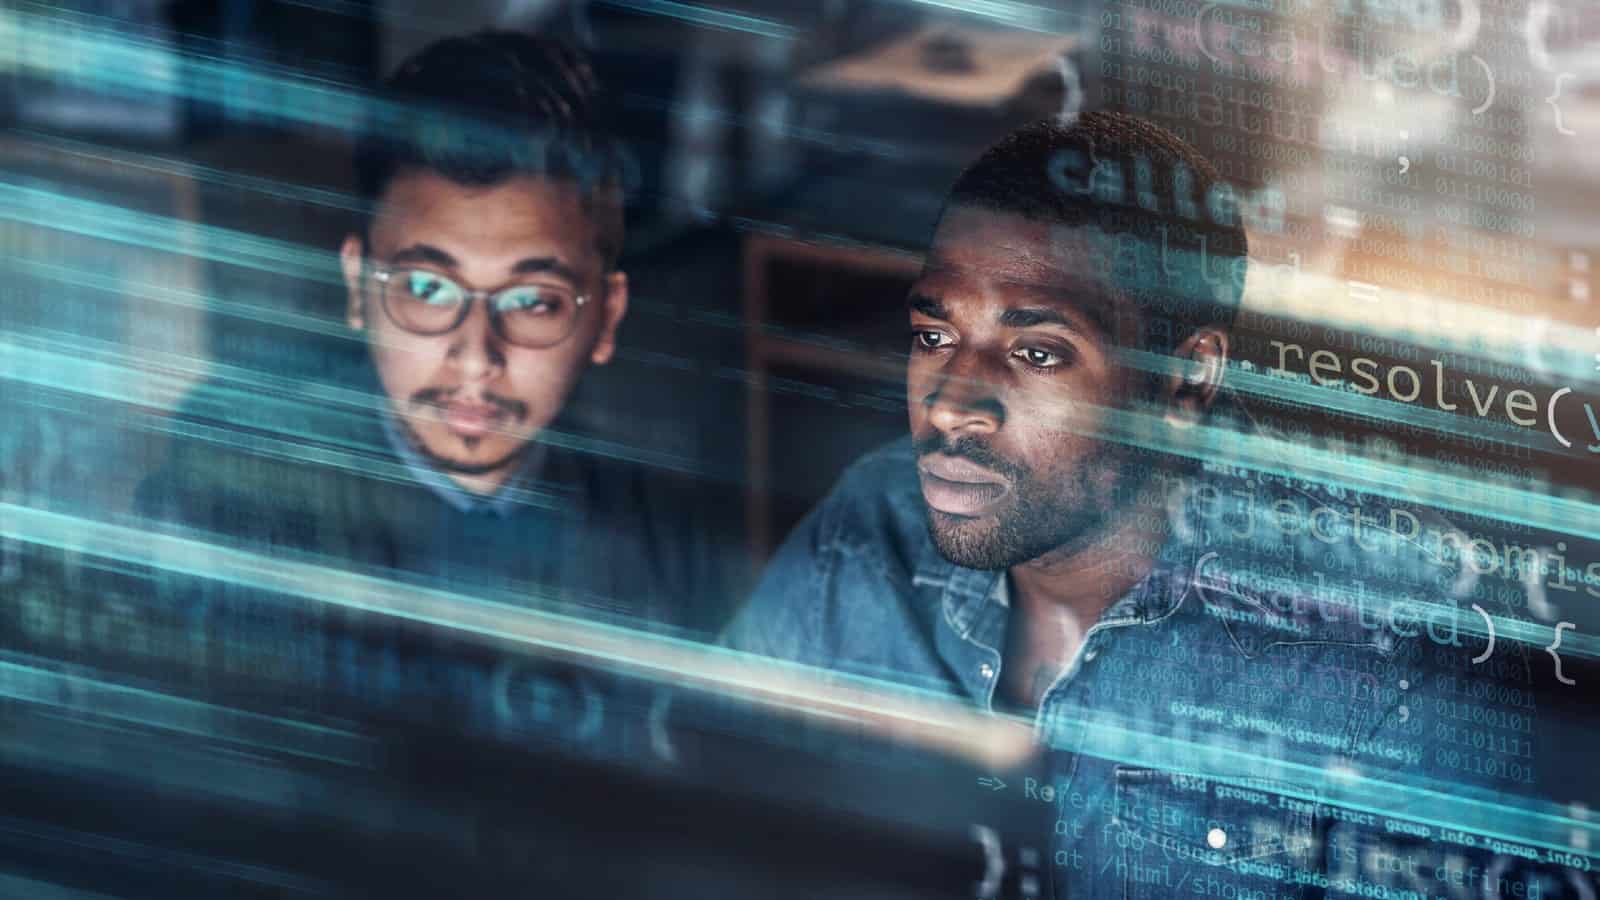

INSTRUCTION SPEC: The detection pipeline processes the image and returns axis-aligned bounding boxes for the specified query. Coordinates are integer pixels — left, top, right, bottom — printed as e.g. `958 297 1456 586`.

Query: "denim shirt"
725 437 1550 900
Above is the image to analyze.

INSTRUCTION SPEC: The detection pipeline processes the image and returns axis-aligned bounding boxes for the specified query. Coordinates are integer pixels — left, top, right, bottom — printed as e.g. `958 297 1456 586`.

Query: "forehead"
919 206 1133 337
369 170 598 264
925 206 1117 284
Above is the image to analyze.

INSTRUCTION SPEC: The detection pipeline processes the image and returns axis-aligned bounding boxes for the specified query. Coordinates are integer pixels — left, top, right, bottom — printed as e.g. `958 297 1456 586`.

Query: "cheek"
1006 377 1125 476
906 384 926 430
905 362 939 425
1011 428 1106 501
368 331 450 393
1016 378 1099 433
502 346 590 408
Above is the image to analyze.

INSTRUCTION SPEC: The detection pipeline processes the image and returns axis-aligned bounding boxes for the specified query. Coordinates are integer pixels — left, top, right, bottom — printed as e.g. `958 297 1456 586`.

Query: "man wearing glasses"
338 39 628 516
139 31 745 722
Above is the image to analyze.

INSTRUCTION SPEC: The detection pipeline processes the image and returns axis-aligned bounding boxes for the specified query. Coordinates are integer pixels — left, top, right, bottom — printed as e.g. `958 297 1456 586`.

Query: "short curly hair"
945 112 1248 353
354 30 626 268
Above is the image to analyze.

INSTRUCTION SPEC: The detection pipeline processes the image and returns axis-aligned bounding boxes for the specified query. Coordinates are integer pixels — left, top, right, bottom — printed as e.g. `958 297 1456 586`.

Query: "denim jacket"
726 436 1576 900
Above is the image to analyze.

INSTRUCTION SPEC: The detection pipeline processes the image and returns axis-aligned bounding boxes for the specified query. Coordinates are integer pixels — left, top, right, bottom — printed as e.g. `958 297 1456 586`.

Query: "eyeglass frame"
364 262 591 349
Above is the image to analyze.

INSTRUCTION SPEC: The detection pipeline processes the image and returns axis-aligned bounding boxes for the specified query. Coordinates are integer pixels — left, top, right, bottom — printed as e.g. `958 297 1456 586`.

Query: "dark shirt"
135 360 748 749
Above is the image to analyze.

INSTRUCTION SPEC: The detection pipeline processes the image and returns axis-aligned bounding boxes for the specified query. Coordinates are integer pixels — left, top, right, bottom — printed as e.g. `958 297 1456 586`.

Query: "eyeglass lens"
381 269 580 347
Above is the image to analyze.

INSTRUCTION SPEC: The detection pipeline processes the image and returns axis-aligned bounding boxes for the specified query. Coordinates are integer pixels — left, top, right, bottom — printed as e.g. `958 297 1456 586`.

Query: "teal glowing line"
599 0 797 39
0 809 334 893
0 181 337 283
1 5 371 132
11 129 366 213
890 0 1084 33
7 256 352 342
0 872 126 900
0 656 375 768
620 92 904 159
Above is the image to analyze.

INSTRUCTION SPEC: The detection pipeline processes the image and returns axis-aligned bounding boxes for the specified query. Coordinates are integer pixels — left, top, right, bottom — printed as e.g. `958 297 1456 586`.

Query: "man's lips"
441 403 506 439
918 454 1009 516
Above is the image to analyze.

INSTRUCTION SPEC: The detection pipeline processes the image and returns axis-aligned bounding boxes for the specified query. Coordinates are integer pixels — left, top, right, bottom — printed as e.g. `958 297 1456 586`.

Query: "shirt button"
1084 648 1099 662
979 663 995 680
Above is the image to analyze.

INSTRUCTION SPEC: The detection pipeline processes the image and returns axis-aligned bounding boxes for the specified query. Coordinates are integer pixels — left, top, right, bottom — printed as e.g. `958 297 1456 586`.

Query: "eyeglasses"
368 265 589 349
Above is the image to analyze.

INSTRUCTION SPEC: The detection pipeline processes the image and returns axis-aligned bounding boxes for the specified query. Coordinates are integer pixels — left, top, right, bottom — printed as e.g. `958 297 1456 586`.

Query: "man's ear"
589 270 629 365
1163 326 1230 428
339 234 367 331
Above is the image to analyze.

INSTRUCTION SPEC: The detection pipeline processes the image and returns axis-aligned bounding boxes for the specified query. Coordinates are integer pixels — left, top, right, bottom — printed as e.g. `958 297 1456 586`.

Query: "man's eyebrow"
908 294 948 319
999 302 1114 339
999 306 1073 328
388 243 458 269
510 257 582 284
383 247 583 285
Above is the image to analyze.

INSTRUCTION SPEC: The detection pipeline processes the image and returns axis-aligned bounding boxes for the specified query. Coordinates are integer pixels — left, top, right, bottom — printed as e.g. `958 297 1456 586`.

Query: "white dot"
1207 828 1227 849
979 663 995 679
1399 679 1409 690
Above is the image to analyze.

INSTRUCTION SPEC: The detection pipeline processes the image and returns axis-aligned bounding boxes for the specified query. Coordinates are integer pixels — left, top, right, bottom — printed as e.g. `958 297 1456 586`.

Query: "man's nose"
924 354 1004 436
447 299 506 381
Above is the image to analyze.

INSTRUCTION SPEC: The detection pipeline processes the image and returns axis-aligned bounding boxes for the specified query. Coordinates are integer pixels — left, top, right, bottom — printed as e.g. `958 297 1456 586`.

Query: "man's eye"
494 286 564 316
404 272 461 305
914 331 951 350
1014 346 1066 368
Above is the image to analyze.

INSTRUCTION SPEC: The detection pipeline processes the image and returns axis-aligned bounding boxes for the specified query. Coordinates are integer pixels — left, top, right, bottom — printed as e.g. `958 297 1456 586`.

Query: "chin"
416 431 530 477
926 511 1017 571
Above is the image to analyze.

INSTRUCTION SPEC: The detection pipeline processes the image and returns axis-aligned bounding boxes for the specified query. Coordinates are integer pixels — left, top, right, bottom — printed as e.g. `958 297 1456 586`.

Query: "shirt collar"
379 408 546 517
913 540 1004 642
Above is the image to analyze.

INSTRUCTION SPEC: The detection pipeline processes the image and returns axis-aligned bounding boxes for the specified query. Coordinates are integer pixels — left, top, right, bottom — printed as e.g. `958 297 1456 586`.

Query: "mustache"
409 387 529 420
912 433 1025 481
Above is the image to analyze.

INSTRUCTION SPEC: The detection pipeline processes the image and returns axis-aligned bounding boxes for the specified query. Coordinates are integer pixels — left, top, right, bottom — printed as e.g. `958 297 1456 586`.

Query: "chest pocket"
1112 767 1321 900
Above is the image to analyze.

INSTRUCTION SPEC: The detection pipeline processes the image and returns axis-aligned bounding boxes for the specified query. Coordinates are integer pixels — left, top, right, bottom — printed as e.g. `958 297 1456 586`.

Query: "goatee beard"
917 434 1120 570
